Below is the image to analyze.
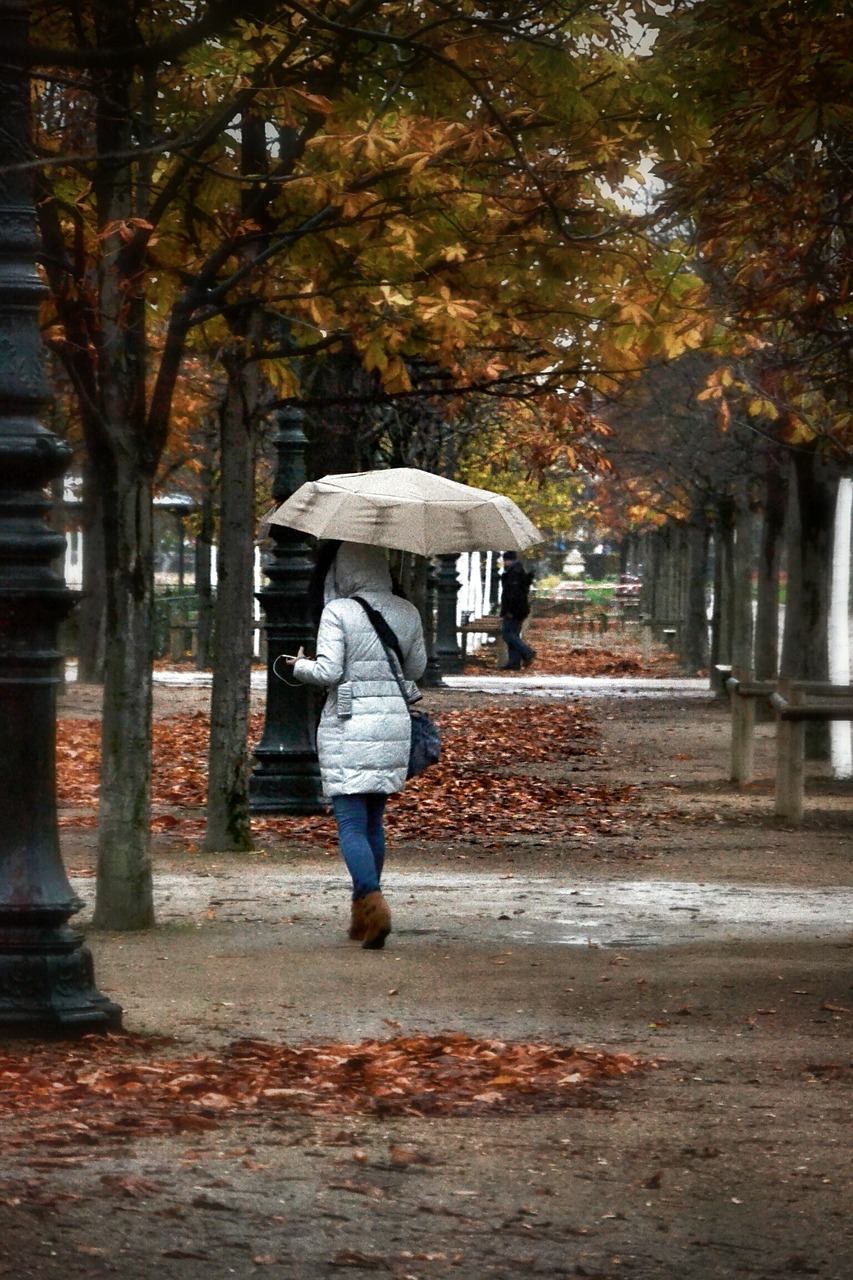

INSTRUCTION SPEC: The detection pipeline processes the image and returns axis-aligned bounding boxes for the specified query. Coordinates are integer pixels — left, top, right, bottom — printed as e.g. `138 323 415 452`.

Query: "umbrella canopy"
266 467 542 556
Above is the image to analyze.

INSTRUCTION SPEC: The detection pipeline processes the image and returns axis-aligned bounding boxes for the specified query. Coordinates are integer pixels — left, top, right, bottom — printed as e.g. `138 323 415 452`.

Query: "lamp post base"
0 927 122 1035
249 752 327 816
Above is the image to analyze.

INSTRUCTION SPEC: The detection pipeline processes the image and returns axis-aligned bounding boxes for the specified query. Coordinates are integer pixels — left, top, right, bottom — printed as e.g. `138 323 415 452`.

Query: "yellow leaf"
380 356 412 394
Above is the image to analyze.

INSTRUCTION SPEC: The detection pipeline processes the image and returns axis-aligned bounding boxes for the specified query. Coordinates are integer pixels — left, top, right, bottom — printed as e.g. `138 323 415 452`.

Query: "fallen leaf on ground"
0 1032 651 1140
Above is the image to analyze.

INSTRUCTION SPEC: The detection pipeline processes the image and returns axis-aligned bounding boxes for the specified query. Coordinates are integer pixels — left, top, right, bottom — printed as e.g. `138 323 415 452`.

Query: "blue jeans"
331 794 387 900
501 615 535 669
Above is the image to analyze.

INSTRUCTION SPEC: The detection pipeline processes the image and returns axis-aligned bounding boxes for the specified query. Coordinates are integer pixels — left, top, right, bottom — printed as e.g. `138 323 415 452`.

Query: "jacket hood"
325 541 392 601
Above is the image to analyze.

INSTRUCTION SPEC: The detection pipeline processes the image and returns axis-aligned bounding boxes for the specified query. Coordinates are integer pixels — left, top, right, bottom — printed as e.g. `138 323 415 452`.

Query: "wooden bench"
726 675 853 822
459 614 536 668
458 615 501 635
770 681 853 824
725 673 777 783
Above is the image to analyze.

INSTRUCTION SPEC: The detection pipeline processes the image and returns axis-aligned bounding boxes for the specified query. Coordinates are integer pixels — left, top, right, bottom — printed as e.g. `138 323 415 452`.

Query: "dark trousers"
500 615 535 669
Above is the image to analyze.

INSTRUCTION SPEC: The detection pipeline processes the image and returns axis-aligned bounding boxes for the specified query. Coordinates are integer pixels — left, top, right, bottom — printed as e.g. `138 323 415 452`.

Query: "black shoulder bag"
352 596 441 780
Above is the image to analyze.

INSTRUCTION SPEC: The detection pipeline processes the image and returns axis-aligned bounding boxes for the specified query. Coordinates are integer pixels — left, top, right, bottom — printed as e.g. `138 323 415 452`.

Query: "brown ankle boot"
359 891 391 950
348 898 367 941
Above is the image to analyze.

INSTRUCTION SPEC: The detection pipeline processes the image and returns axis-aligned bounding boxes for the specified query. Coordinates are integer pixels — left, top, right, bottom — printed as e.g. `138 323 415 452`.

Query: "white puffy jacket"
292 542 428 797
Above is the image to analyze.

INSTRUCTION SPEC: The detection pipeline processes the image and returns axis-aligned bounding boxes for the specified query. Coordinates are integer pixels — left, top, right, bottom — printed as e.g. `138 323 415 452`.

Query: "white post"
64 528 82 589
457 552 470 624
828 477 852 778
253 544 262 658
63 479 82 589
471 551 483 618
483 551 493 613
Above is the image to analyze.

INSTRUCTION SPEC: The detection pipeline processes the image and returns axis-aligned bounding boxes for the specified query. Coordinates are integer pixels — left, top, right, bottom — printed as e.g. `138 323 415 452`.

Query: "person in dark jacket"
499 550 536 670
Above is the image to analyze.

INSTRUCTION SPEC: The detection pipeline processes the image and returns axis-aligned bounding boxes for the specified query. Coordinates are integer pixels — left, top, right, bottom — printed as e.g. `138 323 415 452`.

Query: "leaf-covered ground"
57 702 636 846
463 614 683 678
13 673 853 1280
0 1032 649 1140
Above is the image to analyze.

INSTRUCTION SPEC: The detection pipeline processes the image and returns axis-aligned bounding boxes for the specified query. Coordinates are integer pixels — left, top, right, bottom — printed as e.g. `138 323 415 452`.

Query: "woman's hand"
284 646 305 666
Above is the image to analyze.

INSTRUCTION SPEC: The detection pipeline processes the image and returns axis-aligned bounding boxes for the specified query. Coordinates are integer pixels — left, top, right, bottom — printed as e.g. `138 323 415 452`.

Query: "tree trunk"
709 498 735 681
673 520 689 659
780 448 837 757
780 448 835 682
779 457 802 680
303 342 368 476
754 460 787 684
93 461 155 929
91 15 157 930
654 524 672 626
639 529 658 621
828 477 852 777
683 499 710 675
204 361 257 852
77 461 107 683
204 112 269 851
731 498 755 675
391 550 429 622
195 419 217 671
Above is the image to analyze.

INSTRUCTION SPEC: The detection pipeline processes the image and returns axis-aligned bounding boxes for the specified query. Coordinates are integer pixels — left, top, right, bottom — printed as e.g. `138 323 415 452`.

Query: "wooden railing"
726 671 853 823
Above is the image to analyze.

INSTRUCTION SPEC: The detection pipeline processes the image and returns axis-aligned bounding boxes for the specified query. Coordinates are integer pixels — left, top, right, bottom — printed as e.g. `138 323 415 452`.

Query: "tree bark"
780 448 835 682
683 499 710 675
731 497 755 675
204 359 257 852
93 461 155 930
780 447 837 758
195 419 217 671
753 459 787 684
91 8 157 929
390 550 429 622
303 341 371 476
77 460 107 683
709 497 735 678
828 477 852 776
204 112 269 852
673 520 689 658
655 524 673 626
639 529 658 622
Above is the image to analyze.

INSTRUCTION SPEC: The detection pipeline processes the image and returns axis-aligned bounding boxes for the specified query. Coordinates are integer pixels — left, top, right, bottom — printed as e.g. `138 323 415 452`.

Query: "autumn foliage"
57 701 637 848
0 1032 650 1139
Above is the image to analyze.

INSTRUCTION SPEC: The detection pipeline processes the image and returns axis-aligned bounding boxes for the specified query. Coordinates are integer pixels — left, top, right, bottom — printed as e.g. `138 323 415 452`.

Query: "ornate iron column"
0 0 121 1032
249 407 325 814
433 552 464 674
420 558 443 687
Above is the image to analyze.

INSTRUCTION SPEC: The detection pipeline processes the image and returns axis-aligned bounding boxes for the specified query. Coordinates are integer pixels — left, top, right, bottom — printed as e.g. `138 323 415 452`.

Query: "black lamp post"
432 553 464 674
420 558 444 687
0 0 120 1032
249 407 325 814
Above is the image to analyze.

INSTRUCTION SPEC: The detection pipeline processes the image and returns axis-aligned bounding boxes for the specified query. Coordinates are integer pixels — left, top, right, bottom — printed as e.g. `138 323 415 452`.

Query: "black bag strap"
351 596 410 706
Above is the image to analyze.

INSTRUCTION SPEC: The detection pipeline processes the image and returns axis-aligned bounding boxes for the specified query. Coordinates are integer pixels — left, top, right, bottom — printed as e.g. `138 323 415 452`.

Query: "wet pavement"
442 674 711 699
67 664 713 699
71 869 853 951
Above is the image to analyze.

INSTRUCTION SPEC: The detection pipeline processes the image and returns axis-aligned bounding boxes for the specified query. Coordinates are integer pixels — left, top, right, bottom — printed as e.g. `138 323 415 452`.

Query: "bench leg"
731 696 755 785
775 718 805 824
169 622 185 663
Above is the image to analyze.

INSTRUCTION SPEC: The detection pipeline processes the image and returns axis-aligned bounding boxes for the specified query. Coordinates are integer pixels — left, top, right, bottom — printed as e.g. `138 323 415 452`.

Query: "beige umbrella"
265 467 542 555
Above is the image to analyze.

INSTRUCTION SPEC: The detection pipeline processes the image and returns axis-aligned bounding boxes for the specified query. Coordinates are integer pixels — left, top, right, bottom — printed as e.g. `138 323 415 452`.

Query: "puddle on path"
64 664 712 700
71 871 853 950
442 675 711 701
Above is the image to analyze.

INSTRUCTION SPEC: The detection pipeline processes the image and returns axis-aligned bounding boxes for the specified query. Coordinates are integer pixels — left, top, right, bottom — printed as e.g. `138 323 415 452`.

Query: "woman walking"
287 540 427 949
